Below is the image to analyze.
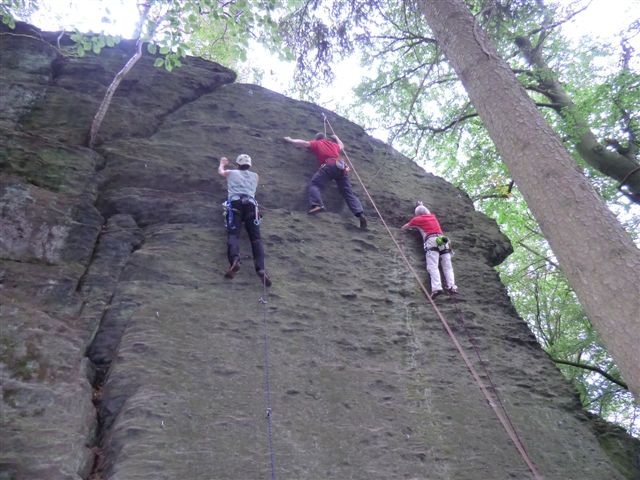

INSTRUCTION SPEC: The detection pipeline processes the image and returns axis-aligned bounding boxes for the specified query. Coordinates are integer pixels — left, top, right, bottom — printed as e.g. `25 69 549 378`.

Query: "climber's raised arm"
283 136 311 148
330 134 344 150
218 156 231 177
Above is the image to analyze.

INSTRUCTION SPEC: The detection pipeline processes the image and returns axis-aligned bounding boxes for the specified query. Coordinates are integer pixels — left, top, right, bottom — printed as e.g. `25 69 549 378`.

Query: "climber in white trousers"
401 202 458 298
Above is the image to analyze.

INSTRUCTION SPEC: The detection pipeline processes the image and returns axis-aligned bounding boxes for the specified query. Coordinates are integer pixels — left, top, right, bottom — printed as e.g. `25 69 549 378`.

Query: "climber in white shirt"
218 154 271 287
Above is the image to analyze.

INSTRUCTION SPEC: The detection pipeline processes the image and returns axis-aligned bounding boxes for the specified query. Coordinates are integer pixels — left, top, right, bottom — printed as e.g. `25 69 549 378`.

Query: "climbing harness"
223 195 261 227
222 200 232 228
323 117 542 480
424 233 453 255
435 235 449 247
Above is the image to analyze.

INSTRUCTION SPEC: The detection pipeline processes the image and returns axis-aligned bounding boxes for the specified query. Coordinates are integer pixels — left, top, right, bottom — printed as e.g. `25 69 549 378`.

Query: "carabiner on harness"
253 202 261 225
436 235 449 246
222 200 232 228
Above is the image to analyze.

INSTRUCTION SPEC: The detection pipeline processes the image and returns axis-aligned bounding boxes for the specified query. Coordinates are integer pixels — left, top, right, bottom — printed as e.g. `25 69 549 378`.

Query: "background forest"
2 0 638 436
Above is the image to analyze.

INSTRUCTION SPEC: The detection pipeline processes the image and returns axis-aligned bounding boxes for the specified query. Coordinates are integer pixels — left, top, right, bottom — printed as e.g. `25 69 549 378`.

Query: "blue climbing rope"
259 279 276 480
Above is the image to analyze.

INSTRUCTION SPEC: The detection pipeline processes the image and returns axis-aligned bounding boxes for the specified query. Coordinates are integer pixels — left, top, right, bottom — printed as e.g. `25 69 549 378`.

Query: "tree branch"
516 240 559 269
550 357 629 390
87 3 153 147
414 110 479 134
515 33 640 201
0 31 63 55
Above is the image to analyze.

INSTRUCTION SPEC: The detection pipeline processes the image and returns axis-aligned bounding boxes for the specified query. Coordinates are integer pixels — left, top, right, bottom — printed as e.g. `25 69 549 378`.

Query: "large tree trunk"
416 0 640 400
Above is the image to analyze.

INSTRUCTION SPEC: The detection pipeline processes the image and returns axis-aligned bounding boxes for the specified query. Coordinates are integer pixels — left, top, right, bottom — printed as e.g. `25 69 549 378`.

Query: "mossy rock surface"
0 21 637 480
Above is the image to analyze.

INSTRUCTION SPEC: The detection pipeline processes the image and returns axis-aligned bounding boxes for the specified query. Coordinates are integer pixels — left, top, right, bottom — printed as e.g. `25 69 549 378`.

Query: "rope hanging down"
259 276 277 480
323 117 542 480
449 293 534 468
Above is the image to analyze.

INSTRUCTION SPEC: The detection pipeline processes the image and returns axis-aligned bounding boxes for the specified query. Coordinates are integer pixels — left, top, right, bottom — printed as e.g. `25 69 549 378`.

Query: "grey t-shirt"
227 169 258 200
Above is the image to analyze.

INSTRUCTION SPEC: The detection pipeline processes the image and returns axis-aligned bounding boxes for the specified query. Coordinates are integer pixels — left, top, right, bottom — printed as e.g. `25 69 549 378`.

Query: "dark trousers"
226 200 265 271
308 164 364 216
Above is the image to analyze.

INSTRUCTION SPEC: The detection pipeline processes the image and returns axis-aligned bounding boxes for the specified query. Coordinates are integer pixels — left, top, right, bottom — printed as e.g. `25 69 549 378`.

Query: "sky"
29 0 139 37
26 0 640 40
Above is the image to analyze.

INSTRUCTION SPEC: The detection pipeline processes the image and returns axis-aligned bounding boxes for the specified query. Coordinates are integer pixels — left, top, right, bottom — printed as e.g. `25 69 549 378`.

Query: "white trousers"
424 236 456 292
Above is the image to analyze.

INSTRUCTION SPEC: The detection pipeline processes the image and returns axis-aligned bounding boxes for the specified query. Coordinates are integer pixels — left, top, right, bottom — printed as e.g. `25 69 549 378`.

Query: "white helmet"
415 204 430 215
236 154 252 167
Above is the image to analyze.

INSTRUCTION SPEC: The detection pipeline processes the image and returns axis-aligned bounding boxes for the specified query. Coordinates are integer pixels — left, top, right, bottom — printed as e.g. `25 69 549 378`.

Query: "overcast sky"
29 0 640 43
25 0 639 110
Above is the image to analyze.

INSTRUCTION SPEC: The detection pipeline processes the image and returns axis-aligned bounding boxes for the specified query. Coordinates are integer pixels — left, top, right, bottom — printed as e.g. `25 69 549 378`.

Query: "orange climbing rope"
323 116 543 480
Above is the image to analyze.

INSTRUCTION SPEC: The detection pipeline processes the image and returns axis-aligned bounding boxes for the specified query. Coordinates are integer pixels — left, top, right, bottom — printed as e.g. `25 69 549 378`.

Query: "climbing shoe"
257 270 272 287
358 214 368 230
431 289 443 299
447 286 459 295
224 258 240 279
308 205 324 215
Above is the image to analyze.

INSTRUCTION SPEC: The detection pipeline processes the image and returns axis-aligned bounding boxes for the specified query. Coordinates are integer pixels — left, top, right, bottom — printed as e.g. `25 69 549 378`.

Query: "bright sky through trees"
28 0 640 102
28 0 640 40
30 0 138 37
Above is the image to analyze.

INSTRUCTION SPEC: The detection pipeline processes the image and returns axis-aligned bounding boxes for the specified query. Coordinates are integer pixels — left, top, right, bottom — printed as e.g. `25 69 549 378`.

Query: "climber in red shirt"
402 202 458 298
284 132 368 230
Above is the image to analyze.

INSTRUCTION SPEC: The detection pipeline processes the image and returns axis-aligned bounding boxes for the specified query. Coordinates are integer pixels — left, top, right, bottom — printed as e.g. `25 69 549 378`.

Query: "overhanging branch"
550 357 629 390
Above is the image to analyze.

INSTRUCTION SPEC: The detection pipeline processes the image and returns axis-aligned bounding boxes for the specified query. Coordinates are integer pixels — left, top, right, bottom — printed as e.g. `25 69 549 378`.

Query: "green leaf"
153 58 164 68
77 45 85 57
147 43 157 55
159 46 170 55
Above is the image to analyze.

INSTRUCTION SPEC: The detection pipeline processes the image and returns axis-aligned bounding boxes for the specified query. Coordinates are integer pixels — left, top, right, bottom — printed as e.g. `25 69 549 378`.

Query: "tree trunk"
416 0 640 400
86 3 151 148
86 38 144 148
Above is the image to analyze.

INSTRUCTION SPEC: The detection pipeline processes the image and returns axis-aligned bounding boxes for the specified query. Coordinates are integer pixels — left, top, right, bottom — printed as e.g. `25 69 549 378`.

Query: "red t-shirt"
309 139 341 167
407 214 443 238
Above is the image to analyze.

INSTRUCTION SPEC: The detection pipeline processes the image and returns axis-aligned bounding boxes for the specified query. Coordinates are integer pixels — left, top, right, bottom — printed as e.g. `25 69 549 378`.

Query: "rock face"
1 22 638 480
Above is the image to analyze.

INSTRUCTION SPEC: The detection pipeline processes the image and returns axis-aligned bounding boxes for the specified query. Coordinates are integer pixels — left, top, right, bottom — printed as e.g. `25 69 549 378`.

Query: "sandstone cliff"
1 22 638 480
